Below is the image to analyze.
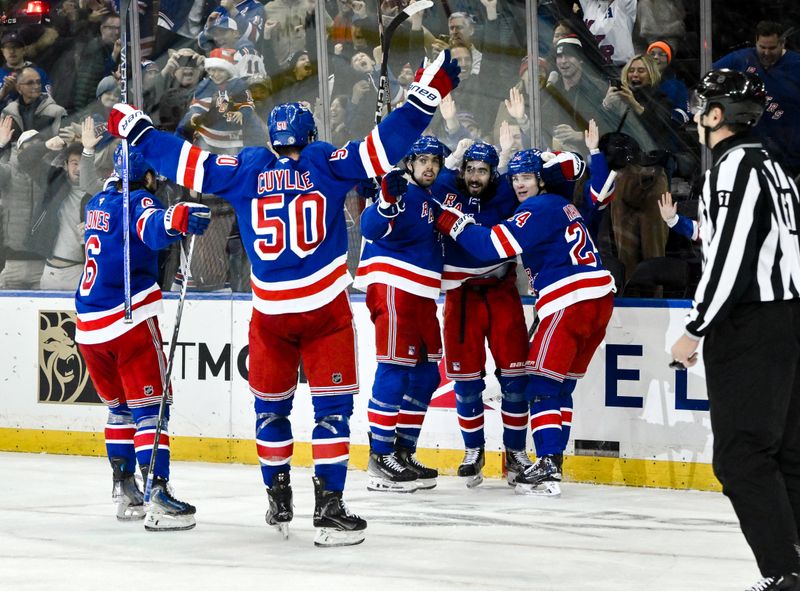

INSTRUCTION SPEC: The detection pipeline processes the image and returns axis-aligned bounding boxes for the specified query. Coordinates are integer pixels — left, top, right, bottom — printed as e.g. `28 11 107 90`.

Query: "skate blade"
366 475 419 493
505 470 519 486
274 522 290 540
144 512 197 531
314 527 366 548
514 481 561 497
415 477 437 490
116 503 146 521
465 472 484 489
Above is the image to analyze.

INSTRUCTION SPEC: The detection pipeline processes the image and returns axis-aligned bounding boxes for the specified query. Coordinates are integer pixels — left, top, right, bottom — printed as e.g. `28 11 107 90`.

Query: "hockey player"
436 148 615 497
75 144 211 531
106 50 460 545
354 136 449 493
433 141 531 488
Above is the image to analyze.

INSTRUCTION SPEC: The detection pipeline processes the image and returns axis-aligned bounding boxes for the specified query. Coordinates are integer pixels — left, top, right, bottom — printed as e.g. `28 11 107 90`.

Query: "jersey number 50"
252 191 327 260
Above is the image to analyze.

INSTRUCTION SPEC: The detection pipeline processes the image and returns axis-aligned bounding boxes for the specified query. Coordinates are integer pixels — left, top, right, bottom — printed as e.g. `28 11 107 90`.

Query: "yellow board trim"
0 428 721 492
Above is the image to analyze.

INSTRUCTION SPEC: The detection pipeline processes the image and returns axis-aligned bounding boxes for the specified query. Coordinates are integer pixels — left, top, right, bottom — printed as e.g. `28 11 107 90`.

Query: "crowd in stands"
0 0 797 299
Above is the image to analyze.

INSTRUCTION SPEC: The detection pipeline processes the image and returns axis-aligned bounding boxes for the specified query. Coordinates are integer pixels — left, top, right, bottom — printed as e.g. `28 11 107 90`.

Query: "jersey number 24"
565 221 598 266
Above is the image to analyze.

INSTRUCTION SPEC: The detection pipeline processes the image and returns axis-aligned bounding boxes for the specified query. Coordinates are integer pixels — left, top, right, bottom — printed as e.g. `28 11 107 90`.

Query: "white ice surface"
0 452 759 590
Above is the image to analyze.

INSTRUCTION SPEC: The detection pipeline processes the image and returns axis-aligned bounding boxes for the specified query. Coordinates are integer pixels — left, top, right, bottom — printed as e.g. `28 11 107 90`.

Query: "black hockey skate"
265 471 293 539
110 458 145 521
744 574 800 591
144 476 197 531
367 452 419 493
457 447 485 488
514 454 562 497
504 448 533 486
395 446 438 490
312 476 367 547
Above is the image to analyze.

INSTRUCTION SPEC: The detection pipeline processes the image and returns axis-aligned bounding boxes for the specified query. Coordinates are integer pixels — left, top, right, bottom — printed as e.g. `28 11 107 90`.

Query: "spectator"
220 0 266 46
32 139 94 290
0 31 53 112
268 49 318 113
178 47 260 153
601 54 675 155
158 48 206 133
199 12 268 87
0 66 68 288
540 36 608 153
2 67 66 142
154 0 216 58
646 40 689 124
329 94 352 146
599 54 674 282
634 0 685 53
200 13 247 54
541 19 580 87
262 0 314 65
72 13 121 111
577 0 637 67
713 20 800 178
438 94 486 149
141 60 165 123
328 0 370 57
492 65 531 148
0 122 49 288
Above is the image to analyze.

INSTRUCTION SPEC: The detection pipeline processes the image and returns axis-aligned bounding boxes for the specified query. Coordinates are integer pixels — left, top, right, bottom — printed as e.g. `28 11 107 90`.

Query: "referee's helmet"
690 69 767 128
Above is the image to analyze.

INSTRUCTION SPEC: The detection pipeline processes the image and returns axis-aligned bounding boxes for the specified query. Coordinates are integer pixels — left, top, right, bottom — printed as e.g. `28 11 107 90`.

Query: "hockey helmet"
598 132 642 171
463 141 499 178
113 143 153 182
507 149 544 178
406 135 451 162
268 102 317 147
690 69 766 128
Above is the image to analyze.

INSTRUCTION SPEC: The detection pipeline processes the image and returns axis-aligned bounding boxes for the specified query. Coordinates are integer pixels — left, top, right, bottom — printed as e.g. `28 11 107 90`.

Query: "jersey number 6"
252 191 327 261
79 235 102 296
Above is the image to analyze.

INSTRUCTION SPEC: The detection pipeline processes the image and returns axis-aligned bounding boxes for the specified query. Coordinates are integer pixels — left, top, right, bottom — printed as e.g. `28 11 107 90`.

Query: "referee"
671 69 800 591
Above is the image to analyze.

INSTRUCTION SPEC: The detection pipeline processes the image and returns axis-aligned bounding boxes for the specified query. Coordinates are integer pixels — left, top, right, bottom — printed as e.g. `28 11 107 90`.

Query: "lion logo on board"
38 311 101 405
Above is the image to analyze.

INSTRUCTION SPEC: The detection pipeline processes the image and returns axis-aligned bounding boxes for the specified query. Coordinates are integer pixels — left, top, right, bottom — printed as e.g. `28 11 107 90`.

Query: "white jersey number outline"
252 191 327 260
565 221 599 267
79 235 102 296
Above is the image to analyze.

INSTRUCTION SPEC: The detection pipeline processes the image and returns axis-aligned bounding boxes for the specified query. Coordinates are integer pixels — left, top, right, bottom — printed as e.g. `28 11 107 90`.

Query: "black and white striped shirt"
686 133 800 337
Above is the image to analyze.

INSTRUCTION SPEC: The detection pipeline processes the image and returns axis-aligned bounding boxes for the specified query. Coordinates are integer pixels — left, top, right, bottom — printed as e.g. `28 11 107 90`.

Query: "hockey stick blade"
375 0 434 125
384 0 433 43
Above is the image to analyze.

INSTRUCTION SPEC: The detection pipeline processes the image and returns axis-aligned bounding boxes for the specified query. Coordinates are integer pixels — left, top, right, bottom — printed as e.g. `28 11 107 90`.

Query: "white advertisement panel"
0 293 710 463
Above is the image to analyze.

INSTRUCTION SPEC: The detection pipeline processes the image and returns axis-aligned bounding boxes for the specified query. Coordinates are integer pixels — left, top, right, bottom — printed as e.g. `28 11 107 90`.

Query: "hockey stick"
143 232 200 503
120 0 133 322
596 170 617 203
374 0 433 125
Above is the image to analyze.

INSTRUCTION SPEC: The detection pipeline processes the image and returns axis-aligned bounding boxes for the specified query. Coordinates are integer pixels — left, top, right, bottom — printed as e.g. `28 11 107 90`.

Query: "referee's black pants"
705 300 800 577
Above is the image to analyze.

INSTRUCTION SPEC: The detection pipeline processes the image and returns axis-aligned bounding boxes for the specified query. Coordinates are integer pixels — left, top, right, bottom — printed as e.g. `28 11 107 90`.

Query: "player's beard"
412 171 436 188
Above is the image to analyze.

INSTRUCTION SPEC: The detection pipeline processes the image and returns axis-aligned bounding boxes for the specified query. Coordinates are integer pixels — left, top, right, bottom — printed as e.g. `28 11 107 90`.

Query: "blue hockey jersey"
454 192 615 319
136 101 434 314
179 76 256 150
433 168 519 290
714 48 800 173
74 188 182 345
354 182 442 300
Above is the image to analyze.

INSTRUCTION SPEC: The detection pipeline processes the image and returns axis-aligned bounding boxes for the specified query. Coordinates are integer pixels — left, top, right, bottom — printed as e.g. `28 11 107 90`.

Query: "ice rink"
0 451 759 590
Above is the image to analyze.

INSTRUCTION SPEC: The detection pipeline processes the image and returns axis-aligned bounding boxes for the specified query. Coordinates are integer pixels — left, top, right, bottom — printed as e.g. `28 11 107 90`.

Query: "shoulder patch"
216 155 238 167
329 148 348 161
